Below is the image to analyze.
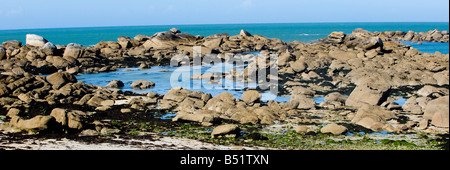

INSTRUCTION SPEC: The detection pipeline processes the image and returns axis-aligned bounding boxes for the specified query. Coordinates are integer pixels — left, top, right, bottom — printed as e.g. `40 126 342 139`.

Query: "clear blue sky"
1 0 449 30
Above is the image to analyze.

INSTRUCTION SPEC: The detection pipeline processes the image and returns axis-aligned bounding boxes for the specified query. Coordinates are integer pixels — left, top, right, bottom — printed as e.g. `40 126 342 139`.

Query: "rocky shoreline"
320 29 449 43
1 28 449 150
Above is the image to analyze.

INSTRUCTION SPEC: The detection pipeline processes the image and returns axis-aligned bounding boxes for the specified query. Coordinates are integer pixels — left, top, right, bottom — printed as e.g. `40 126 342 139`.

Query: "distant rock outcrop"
26 34 48 47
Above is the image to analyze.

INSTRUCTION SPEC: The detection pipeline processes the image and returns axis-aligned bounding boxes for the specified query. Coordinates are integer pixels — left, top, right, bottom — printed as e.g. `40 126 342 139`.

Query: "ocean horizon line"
1 21 449 32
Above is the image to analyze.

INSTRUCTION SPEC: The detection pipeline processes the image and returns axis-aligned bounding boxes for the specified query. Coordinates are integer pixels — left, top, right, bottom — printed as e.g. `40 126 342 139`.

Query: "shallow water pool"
393 97 408 106
401 41 449 54
76 65 291 103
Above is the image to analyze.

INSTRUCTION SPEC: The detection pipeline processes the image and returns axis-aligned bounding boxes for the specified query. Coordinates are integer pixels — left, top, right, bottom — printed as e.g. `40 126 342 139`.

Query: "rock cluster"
167 87 283 126
1 28 449 138
379 29 449 43
0 71 124 133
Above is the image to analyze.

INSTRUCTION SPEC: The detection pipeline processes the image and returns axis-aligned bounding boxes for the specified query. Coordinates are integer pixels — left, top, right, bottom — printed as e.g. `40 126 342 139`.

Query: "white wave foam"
298 33 320 36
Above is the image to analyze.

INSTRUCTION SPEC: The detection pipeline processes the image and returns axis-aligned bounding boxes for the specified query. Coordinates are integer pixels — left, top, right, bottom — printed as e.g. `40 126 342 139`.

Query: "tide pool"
76 65 291 103
401 41 449 54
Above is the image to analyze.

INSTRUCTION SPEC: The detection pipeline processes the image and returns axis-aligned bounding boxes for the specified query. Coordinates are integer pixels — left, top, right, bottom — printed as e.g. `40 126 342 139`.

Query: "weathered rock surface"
351 104 396 131
321 92 348 108
50 108 88 130
63 43 84 58
290 60 307 73
46 72 78 89
172 110 220 126
204 92 236 114
40 42 57 55
0 47 7 60
321 123 348 135
240 30 252 37
346 84 390 107
402 96 430 115
9 115 54 131
381 29 449 43
323 32 345 44
241 90 261 105
131 80 155 89
211 124 240 137
423 96 449 127
105 80 125 88
26 34 48 47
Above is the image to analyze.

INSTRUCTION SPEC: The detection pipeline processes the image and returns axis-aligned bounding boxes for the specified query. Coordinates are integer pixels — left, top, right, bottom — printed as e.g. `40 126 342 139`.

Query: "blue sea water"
393 97 408 106
401 41 449 54
1 22 449 46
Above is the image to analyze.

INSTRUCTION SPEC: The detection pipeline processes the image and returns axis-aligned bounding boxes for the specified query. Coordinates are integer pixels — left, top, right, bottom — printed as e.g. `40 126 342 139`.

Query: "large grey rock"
295 125 310 134
169 28 181 34
227 108 259 124
105 80 125 88
163 87 197 102
0 82 9 97
9 115 54 131
240 29 252 37
50 108 89 130
26 34 48 47
352 28 373 38
291 86 315 97
253 107 279 125
40 42 57 55
343 30 384 50
423 96 449 127
293 95 316 110
402 97 426 115
134 35 151 41
17 93 32 103
328 49 358 61
46 56 76 69
117 36 132 49
203 37 223 49
25 50 41 61
351 104 396 131
417 85 448 98
143 38 177 50
323 32 345 44
46 72 78 89
211 124 240 137
321 123 348 135
11 67 25 76
346 84 390 107
403 31 415 41
6 108 21 118
128 46 146 56
321 92 348 108
0 47 6 60
290 60 307 73
2 40 22 49
204 92 236 114
172 110 220 125
433 71 449 86
63 43 84 58
131 80 155 89
362 37 383 50
278 52 293 67
241 90 261 105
